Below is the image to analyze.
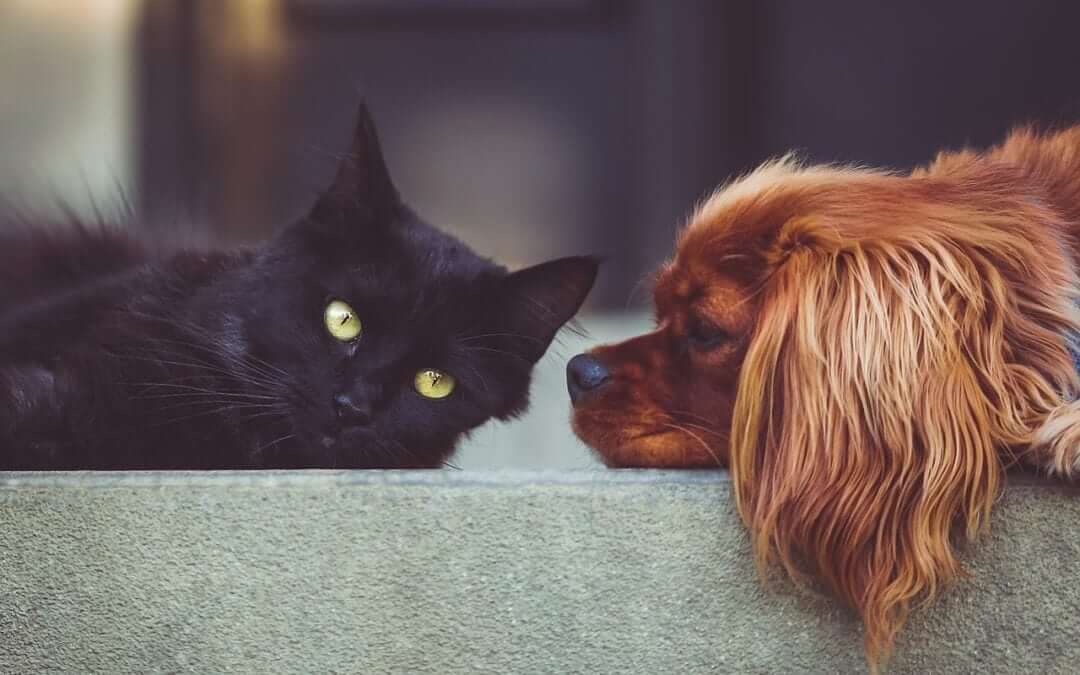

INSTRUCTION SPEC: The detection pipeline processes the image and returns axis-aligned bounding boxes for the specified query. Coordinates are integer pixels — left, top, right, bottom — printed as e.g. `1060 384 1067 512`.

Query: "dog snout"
567 353 611 404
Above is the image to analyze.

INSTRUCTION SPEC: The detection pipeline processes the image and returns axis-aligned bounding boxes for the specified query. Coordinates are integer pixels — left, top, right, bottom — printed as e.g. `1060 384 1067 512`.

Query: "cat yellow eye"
324 300 362 342
414 369 456 399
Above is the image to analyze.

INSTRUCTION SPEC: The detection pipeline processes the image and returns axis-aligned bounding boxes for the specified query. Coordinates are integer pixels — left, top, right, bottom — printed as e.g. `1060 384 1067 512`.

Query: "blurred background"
3 0 1080 468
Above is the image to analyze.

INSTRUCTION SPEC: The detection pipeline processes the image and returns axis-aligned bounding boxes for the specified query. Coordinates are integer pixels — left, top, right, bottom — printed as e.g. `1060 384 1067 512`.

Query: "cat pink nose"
333 393 372 427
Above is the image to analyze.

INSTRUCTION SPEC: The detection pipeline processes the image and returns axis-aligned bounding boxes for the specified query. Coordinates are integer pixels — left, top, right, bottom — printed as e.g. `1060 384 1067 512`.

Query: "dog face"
569 140 1080 664
571 159 910 469
567 197 769 468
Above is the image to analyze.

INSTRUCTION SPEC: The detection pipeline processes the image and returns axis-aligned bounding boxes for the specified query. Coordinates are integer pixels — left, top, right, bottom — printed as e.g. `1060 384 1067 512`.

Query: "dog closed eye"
686 316 731 351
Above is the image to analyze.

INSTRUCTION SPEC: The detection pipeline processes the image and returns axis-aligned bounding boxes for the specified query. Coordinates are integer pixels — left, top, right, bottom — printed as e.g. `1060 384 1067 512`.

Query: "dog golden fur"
569 125 1080 665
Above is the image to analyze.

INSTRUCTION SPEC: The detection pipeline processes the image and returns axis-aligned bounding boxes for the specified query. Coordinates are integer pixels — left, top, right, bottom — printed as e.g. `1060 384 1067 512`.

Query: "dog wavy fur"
571 126 1080 667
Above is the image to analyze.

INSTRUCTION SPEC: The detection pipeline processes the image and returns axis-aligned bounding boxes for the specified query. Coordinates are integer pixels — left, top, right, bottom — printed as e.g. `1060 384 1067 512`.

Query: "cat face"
222 105 597 467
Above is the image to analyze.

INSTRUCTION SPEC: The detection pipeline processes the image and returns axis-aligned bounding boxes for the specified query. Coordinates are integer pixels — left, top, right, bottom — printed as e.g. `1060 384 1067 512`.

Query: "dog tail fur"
990 125 1080 227
916 125 1080 231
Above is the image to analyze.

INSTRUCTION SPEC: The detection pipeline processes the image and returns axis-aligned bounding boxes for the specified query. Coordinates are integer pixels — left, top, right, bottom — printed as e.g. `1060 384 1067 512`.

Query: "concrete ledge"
1 470 1078 673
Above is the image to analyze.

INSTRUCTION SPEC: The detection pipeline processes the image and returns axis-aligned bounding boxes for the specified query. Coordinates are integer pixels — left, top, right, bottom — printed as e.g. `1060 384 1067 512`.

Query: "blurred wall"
134 0 1080 309
1 1 1078 306
0 1 138 220
725 2 1080 169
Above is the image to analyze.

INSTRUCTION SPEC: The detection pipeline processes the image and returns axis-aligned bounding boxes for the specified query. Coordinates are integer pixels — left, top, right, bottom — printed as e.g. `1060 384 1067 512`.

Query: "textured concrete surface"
1 470 1078 674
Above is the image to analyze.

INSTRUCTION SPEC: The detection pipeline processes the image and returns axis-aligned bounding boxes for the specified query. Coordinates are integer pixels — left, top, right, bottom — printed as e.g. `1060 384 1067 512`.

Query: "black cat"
0 104 598 470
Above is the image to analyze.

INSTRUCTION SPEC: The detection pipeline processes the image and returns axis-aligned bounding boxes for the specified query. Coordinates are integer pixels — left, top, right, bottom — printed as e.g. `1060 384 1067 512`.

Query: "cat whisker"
132 397 282 411
166 337 286 385
148 402 286 428
457 332 545 346
237 408 290 423
457 362 490 394
114 353 282 406
128 389 280 403
151 397 285 413
254 432 296 457
123 382 280 401
377 437 427 468
113 352 276 389
459 345 532 367
560 318 591 340
120 351 280 385
121 310 292 383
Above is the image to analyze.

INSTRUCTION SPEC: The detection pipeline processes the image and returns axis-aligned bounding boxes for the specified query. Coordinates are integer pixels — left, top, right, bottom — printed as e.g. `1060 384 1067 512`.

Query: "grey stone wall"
1 470 1077 674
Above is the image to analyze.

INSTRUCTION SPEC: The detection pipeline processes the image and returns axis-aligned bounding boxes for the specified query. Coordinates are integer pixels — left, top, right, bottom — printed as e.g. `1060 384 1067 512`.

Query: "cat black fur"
0 105 598 470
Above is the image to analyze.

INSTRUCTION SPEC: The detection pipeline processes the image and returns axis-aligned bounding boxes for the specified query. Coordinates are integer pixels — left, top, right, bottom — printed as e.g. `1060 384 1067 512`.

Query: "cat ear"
307 103 402 235
498 256 600 363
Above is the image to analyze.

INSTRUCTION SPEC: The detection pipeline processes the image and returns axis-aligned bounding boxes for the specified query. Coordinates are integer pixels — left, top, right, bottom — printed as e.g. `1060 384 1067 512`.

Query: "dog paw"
1032 401 1080 479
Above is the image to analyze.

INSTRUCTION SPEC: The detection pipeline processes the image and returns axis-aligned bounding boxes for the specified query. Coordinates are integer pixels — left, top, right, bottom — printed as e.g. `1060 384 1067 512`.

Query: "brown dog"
569 126 1080 665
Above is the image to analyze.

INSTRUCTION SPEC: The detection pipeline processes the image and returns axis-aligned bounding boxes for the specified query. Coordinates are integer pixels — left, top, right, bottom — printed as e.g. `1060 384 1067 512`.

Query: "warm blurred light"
218 0 287 63
5 0 136 30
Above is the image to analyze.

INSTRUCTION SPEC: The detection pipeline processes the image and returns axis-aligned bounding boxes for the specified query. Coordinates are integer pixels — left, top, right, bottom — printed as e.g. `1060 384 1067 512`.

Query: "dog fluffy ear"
728 211 1076 664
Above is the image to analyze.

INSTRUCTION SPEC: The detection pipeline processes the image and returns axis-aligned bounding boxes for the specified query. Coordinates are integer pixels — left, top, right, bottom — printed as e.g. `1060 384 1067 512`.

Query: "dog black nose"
567 353 611 404
333 393 372 427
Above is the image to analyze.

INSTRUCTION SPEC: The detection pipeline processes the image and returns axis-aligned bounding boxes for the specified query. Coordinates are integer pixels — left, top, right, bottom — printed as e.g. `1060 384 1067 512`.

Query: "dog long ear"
728 209 1077 666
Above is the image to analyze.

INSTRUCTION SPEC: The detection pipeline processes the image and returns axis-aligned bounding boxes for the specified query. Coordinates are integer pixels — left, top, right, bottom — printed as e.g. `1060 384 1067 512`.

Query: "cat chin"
292 427 407 467
318 428 373 453
293 427 455 469
293 426 376 453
